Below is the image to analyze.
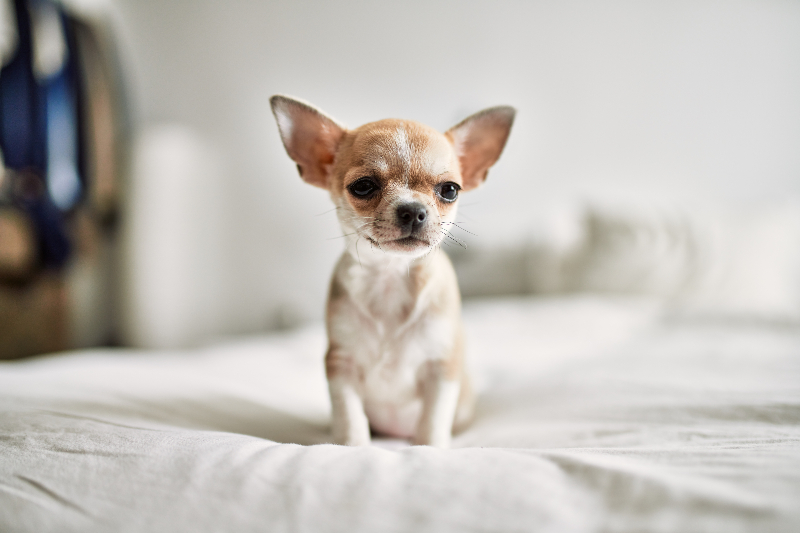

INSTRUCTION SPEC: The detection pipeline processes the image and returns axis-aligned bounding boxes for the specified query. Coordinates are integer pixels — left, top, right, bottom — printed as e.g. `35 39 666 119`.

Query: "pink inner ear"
271 97 345 189
447 107 515 191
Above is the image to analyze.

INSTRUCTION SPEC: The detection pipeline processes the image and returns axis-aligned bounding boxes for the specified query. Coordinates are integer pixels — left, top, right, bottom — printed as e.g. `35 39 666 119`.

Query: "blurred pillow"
539 201 800 323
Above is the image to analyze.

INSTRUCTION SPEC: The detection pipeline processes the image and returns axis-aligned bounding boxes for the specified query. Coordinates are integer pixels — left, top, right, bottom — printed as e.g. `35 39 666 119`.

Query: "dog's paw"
333 428 371 447
412 430 451 449
332 417 371 446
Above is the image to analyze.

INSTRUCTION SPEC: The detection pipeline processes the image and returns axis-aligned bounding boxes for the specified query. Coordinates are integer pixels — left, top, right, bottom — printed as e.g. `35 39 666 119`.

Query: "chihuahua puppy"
270 96 514 447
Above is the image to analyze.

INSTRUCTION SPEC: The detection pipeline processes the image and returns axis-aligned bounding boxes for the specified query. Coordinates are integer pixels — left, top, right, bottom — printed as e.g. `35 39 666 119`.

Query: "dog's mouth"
366 234 429 248
358 222 437 255
392 236 429 247
369 235 431 254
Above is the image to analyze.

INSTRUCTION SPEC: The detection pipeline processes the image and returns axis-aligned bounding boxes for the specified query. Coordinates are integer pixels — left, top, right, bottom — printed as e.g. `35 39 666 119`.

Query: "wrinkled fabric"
1 295 799 532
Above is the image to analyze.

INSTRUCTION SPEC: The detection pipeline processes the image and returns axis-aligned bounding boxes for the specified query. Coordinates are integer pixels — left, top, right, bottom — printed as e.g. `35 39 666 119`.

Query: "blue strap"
0 0 80 269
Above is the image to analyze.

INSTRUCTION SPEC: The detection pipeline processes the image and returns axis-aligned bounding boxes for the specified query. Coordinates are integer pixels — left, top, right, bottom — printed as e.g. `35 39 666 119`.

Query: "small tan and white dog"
270 96 515 447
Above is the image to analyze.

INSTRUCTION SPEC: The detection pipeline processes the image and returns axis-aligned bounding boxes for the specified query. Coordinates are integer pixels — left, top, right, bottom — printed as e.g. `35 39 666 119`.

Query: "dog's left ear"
446 106 515 191
270 95 346 189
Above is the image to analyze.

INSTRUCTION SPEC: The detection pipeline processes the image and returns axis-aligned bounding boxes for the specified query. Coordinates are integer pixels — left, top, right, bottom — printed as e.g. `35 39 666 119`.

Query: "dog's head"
271 96 515 258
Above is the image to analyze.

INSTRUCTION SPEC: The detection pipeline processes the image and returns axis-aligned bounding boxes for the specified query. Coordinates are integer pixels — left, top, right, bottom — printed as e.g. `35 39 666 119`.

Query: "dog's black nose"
396 202 428 232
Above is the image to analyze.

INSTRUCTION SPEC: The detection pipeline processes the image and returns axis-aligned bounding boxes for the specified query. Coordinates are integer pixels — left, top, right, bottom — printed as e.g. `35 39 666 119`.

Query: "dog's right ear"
270 95 346 189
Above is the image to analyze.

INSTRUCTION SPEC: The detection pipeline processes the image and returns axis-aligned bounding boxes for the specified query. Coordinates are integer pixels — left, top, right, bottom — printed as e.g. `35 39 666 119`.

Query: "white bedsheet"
1 295 799 532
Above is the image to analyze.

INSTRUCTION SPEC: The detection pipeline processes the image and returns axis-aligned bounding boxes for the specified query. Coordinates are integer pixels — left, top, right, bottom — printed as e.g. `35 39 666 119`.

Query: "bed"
2 294 799 532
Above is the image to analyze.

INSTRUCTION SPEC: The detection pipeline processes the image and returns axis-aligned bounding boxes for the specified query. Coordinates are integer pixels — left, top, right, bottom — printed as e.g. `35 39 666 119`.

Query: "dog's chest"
336 261 450 400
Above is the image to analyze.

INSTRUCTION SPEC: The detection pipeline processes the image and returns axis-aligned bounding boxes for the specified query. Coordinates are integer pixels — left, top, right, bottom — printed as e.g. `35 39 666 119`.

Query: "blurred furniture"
0 0 128 359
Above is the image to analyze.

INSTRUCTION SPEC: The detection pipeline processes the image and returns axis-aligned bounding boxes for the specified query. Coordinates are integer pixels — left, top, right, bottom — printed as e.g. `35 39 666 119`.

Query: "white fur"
374 158 389 173
274 110 294 144
392 126 412 181
416 379 460 448
328 377 371 446
420 137 453 177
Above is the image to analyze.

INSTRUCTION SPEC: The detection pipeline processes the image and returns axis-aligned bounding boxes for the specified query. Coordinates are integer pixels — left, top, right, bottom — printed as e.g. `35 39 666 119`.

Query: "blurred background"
1 0 799 357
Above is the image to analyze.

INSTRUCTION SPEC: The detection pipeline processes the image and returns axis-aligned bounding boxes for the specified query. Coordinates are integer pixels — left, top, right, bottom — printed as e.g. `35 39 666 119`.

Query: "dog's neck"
338 233 438 321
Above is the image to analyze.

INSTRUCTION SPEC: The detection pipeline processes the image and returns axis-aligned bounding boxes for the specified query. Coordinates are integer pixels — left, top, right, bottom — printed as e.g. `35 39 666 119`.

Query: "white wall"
110 0 800 344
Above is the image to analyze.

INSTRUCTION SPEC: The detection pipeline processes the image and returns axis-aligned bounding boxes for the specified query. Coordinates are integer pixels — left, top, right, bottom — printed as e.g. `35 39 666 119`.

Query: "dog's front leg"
414 361 461 448
326 350 370 446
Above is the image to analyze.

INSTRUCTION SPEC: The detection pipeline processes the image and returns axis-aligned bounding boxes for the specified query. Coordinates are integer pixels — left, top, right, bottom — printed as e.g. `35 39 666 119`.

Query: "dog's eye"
348 178 379 198
437 182 460 202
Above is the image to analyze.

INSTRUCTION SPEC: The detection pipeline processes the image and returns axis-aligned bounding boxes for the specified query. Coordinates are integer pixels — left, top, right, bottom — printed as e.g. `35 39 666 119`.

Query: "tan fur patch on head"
335 119 459 189
329 119 461 256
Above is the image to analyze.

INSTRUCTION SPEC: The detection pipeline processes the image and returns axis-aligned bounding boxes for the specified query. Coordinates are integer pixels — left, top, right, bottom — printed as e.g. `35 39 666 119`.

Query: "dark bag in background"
0 0 129 359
